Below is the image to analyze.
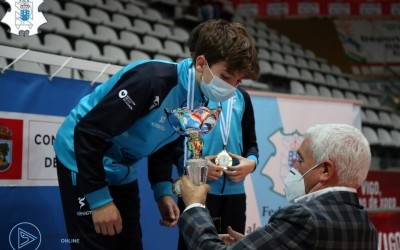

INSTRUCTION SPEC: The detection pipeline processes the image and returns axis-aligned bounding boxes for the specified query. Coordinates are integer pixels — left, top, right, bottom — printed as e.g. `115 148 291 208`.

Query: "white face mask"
283 162 322 203
200 64 236 102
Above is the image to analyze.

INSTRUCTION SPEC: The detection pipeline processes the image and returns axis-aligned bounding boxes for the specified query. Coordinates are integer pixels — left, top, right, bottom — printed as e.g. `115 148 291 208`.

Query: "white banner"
244 93 357 233
335 19 400 65
0 111 63 186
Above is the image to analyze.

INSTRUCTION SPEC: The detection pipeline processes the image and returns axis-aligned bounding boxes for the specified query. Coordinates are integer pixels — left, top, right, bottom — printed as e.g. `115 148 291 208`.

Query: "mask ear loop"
308 178 322 194
302 161 324 178
203 58 212 79
206 62 214 78
305 162 325 193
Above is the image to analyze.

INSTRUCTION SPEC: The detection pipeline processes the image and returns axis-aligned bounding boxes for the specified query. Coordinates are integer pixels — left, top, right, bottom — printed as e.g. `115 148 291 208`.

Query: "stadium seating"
319 86 332 98
290 80 305 95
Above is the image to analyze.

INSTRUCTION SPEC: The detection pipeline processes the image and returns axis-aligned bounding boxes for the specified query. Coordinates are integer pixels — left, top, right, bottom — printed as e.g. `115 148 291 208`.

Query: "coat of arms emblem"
1 0 47 36
0 126 12 172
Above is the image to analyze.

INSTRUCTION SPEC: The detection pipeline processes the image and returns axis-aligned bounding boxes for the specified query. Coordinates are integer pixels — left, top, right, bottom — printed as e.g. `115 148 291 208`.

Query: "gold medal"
215 149 232 169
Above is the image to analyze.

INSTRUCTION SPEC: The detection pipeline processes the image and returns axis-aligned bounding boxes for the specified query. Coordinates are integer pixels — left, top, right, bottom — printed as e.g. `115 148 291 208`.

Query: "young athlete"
54 19 259 250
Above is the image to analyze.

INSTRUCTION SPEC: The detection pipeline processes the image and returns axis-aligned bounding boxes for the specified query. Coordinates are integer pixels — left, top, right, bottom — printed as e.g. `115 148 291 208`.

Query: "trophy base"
172 158 208 197
186 158 208 186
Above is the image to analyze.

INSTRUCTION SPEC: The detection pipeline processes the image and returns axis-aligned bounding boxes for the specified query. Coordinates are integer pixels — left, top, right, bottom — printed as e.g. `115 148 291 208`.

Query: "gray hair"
305 124 371 188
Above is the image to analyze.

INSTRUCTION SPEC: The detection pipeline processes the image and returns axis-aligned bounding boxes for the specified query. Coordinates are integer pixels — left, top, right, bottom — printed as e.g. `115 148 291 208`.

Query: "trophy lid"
165 106 221 137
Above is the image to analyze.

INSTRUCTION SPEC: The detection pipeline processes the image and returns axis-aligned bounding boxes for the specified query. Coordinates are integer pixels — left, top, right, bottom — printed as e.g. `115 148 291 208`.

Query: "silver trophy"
165 106 221 196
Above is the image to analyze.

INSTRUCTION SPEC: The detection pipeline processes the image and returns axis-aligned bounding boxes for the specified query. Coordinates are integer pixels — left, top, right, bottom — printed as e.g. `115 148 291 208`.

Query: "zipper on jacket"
71 171 77 186
220 173 227 194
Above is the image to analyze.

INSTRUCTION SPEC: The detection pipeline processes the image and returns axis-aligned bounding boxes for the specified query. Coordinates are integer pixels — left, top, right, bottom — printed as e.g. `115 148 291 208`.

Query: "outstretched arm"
148 136 185 227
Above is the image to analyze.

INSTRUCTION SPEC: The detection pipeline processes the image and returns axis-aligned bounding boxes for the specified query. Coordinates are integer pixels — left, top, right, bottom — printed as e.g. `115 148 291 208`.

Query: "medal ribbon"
186 67 195 109
184 67 195 164
219 97 234 149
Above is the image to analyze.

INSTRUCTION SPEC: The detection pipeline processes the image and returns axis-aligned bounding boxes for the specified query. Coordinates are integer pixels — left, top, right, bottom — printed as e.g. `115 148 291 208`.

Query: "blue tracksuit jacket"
54 58 206 209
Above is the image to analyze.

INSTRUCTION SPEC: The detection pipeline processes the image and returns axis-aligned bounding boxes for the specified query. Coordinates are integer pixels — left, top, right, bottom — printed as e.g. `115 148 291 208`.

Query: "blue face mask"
200 64 236 102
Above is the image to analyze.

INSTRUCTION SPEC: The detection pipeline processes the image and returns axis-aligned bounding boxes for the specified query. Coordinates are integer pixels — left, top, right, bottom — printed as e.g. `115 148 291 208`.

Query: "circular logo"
9 222 41 250
119 90 128 98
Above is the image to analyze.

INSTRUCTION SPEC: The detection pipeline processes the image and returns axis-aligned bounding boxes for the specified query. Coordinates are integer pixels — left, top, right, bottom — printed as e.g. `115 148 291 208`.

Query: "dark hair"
188 19 260 80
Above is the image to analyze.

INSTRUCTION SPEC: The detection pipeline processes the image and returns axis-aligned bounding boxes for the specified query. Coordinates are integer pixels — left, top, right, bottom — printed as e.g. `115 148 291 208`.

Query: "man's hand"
224 153 256 183
205 155 224 181
180 175 210 207
92 202 122 236
218 226 244 245
157 196 180 227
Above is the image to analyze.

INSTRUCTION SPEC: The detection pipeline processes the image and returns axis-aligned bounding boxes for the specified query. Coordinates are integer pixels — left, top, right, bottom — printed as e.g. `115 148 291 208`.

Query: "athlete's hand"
92 202 122 236
224 153 256 182
157 196 180 227
205 155 224 181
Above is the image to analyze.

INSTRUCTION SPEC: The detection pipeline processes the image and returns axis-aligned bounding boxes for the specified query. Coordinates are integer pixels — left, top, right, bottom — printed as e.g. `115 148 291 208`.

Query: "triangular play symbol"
18 228 37 248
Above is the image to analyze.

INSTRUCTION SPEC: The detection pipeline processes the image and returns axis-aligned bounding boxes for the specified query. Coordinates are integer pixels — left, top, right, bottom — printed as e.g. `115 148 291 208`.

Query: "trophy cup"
165 106 221 196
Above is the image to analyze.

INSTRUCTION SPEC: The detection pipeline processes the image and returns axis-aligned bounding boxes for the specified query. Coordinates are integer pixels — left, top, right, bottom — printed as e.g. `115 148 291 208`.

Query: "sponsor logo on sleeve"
119 90 136 110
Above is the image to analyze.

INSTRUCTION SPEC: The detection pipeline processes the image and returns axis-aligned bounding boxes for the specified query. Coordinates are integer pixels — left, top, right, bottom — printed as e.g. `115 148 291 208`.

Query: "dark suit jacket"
178 191 377 249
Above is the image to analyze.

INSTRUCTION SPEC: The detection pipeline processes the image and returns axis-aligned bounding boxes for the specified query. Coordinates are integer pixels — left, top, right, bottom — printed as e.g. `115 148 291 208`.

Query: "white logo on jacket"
149 96 160 110
78 197 85 209
119 89 136 110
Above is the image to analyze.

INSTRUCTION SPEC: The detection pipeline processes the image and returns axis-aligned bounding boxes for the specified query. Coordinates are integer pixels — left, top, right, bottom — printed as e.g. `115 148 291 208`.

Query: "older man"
178 123 378 249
